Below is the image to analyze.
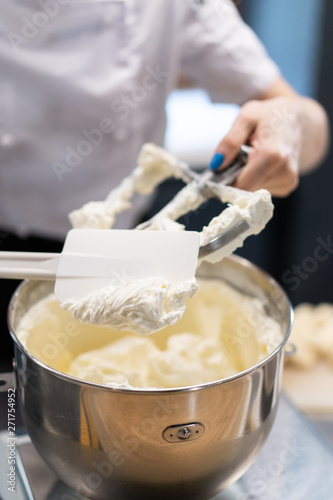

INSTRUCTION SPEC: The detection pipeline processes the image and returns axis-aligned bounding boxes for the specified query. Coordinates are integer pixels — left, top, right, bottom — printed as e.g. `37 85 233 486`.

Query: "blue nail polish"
210 152 225 171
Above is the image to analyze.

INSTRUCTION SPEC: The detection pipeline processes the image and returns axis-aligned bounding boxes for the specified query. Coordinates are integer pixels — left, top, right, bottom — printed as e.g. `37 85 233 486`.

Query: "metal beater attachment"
69 143 264 263
198 219 250 259
181 144 250 197
138 146 251 259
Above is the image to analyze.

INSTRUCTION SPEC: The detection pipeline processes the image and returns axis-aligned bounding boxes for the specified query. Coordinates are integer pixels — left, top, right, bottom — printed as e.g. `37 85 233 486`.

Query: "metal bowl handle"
0 359 17 392
284 341 297 358
0 371 16 392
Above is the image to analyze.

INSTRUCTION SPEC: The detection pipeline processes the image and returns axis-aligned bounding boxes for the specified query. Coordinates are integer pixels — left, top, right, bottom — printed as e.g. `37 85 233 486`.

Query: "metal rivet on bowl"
284 342 297 357
163 423 204 443
178 427 191 439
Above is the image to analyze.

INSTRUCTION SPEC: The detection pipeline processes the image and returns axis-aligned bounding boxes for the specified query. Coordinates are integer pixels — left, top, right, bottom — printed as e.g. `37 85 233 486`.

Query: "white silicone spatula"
0 229 200 303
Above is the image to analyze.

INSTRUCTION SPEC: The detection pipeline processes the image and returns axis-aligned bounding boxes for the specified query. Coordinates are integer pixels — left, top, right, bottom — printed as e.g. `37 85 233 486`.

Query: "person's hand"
210 97 302 197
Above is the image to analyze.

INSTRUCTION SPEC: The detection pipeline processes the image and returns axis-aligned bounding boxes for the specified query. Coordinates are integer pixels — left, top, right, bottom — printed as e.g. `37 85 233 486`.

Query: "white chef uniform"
0 0 279 239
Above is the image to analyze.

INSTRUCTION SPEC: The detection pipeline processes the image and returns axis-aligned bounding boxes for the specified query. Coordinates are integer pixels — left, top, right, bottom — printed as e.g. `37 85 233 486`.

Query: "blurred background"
149 0 332 308
1 0 332 455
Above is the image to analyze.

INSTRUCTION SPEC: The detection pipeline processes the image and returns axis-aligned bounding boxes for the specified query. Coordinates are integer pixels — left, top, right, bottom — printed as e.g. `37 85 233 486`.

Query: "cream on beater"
62 277 198 336
64 144 273 335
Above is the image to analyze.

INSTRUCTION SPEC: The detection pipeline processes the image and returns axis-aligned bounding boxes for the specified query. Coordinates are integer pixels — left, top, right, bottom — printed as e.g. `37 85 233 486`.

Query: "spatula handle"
0 252 59 280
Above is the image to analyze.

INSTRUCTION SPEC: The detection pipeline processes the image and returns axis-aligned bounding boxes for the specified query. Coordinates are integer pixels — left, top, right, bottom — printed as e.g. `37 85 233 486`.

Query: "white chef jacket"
0 0 279 238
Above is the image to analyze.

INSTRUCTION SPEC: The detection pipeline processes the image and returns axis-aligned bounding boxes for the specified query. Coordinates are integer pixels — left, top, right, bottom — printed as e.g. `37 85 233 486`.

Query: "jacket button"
0 133 15 149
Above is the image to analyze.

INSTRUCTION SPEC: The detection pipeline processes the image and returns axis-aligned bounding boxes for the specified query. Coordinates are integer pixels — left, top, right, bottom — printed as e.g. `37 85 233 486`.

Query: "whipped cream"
16 279 283 389
200 186 273 263
62 277 198 335
69 144 189 230
65 143 273 334
69 143 273 263
146 183 273 264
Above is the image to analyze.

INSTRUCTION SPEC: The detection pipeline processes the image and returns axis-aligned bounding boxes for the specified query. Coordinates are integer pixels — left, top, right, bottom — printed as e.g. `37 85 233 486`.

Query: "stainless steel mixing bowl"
2 256 292 500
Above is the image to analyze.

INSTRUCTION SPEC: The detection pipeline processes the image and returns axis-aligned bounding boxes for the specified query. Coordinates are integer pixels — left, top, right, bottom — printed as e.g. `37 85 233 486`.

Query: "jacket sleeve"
179 0 280 104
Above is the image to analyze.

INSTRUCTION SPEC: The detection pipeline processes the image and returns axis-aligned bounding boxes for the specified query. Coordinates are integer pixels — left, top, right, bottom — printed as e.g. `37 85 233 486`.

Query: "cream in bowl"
16 276 282 390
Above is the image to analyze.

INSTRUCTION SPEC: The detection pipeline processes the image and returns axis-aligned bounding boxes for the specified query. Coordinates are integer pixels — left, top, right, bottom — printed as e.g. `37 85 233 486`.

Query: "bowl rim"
8 255 293 395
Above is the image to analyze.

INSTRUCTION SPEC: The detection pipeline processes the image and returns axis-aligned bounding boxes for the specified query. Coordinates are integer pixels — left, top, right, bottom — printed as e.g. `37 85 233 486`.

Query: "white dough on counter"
286 303 333 369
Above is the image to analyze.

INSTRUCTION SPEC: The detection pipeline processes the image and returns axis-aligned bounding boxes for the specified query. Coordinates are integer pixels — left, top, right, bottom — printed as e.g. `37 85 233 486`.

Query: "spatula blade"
55 229 200 303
